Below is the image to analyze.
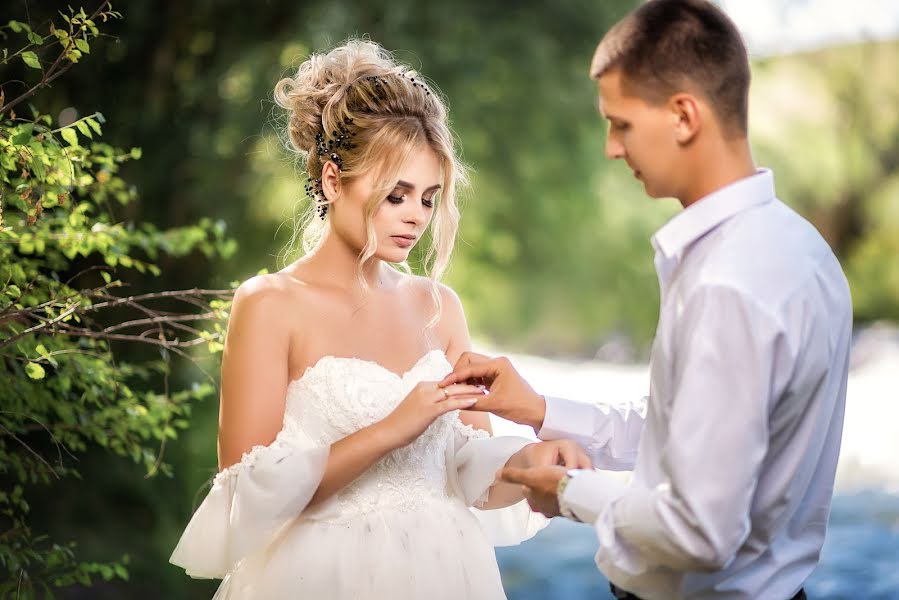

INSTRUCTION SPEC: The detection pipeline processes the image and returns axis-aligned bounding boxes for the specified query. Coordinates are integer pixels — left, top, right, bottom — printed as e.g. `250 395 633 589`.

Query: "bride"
169 40 590 599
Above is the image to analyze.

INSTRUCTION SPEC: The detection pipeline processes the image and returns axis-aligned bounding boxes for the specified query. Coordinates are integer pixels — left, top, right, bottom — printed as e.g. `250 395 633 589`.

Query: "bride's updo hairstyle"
274 40 467 292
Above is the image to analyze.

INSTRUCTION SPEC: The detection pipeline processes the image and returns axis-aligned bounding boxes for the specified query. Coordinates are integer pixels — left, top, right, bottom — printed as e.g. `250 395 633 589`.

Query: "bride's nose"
403 200 428 226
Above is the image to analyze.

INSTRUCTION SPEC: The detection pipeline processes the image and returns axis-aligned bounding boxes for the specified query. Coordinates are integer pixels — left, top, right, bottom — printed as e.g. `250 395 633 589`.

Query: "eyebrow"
395 180 441 193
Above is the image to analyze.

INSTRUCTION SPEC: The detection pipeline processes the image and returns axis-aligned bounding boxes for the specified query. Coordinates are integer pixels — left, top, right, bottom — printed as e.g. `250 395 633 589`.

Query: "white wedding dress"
170 349 547 599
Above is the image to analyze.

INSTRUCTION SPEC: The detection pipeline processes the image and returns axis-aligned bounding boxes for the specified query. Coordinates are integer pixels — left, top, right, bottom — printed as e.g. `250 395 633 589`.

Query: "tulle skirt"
213 495 508 600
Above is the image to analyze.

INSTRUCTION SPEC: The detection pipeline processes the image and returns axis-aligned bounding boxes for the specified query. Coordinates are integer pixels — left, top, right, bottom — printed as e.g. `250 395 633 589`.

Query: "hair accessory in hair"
304 178 328 220
364 75 389 102
400 72 431 96
314 117 356 168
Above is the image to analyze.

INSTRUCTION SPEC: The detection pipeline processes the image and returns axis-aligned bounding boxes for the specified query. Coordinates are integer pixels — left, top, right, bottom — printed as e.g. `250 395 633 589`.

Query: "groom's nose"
605 135 626 160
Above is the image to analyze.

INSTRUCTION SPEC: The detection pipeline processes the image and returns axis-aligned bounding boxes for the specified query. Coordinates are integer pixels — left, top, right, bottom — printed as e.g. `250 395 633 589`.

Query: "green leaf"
27 32 44 45
8 20 25 33
21 51 41 70
11 124 34 145
18 239 35 254
25 362 46 380
129 147 142 160
75 38 90 54
60 128 79 146
86 117 102 135
75 121 92 138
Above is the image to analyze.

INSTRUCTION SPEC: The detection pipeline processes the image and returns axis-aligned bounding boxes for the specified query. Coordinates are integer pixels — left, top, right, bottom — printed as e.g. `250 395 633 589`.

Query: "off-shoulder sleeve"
446 418 549 547
169 429 329 579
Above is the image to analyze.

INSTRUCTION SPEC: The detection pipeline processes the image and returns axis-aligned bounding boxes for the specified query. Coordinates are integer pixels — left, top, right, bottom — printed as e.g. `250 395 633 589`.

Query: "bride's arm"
440 284 535 508
440 285 493 437
217 276 294 470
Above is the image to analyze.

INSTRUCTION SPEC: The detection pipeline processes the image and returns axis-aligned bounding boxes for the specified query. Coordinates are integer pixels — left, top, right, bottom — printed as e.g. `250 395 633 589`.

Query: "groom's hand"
499 465 567 518
439 352 546 432
514 440 593 469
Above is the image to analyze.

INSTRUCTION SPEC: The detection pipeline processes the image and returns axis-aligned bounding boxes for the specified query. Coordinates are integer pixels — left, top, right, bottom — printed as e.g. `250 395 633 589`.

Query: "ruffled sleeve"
446 418 549 547
169 429 329 579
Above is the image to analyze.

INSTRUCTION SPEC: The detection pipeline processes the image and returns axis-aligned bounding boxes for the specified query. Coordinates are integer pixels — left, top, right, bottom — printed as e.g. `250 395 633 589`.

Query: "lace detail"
212 429 298 487
453 417 490 440
283 350 460 523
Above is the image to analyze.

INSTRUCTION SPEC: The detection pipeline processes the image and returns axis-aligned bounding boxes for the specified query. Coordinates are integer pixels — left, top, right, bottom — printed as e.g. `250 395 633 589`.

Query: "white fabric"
542 170 852 599
540 394 646 471
170 349 546 599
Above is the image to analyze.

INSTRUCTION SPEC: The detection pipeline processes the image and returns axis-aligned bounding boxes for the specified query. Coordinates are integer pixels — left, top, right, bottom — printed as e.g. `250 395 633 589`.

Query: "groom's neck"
678 136 756 209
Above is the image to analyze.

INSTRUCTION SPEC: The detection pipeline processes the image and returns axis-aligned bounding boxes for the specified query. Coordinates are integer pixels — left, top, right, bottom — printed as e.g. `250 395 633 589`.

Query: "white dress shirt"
539 170 852 599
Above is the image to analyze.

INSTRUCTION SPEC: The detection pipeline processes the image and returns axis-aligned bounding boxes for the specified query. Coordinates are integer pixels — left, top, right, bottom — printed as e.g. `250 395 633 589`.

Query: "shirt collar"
651 168 776 260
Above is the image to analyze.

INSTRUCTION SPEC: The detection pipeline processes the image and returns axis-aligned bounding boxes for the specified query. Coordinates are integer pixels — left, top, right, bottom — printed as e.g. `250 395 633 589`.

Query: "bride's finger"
435 396 480 414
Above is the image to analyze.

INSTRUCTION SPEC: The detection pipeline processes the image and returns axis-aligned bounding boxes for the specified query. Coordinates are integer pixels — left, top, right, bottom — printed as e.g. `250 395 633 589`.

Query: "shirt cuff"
538 396 597 441
562 469 628 525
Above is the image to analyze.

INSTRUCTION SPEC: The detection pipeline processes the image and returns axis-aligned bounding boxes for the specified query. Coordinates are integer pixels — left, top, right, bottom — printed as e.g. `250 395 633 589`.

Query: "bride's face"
332 145 442 263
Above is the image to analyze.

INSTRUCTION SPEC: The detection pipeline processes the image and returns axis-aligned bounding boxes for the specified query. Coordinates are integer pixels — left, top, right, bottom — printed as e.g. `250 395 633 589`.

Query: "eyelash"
387 195 435 209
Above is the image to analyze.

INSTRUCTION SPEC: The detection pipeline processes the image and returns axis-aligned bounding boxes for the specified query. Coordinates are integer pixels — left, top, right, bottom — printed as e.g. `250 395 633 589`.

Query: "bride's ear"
320 160 342 202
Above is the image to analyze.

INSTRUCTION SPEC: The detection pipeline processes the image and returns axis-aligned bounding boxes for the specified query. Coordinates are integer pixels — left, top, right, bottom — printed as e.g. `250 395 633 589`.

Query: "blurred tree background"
1 0 897 598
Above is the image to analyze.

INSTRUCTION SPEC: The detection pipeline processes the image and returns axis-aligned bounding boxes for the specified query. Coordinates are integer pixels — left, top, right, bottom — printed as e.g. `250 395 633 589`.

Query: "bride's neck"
302 230 390 291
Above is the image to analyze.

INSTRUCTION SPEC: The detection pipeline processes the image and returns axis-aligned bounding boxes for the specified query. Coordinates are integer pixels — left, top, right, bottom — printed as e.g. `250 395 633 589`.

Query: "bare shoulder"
232 272 295 306
403 274 469 357
403 273 462 307
230 271 310 329
404 274 465 322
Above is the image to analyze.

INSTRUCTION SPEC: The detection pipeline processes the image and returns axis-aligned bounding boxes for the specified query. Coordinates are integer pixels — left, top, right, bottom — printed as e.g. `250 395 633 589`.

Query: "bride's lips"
391 234 417 249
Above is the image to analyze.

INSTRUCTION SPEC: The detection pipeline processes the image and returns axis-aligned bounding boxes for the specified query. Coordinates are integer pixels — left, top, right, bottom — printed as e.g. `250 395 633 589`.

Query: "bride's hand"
381 381 485 448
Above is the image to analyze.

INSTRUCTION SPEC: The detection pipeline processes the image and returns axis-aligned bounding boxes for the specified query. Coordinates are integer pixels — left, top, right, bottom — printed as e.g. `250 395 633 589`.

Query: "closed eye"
387 194 437 209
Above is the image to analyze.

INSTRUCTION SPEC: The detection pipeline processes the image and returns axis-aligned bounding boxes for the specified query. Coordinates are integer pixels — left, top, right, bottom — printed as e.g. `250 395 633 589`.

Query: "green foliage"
0 5 235 597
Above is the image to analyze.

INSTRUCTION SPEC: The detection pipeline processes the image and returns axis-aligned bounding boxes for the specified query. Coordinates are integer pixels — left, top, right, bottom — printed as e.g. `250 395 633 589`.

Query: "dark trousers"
609 583 807 600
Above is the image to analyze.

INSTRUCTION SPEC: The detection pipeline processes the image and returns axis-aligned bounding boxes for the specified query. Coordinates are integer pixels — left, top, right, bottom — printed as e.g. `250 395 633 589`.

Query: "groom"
441 1 851 599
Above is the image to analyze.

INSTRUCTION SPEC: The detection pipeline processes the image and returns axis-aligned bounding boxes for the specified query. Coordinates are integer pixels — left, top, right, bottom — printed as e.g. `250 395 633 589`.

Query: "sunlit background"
3 0 898 597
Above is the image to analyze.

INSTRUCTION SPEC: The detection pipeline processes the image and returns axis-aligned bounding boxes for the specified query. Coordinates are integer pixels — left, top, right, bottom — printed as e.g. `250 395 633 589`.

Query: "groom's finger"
576 448 593 469
559 444 578 468
498 466 538 487
453 351 490 369
439 362 499 388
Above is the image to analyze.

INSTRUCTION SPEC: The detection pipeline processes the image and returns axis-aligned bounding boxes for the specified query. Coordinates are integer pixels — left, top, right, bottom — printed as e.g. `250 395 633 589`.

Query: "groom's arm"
440 353 646 471
538 395 646 471
559 286 781 575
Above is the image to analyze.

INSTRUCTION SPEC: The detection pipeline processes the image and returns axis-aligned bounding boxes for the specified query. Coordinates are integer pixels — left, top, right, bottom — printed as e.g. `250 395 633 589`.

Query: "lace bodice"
279 349 485 521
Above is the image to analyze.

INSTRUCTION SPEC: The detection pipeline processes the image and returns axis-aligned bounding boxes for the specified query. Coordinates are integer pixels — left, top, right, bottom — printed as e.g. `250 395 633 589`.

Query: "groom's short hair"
591 0 751 137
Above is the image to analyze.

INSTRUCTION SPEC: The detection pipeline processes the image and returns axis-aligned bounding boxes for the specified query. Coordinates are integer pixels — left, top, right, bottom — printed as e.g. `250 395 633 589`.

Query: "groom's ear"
669 92 702 146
